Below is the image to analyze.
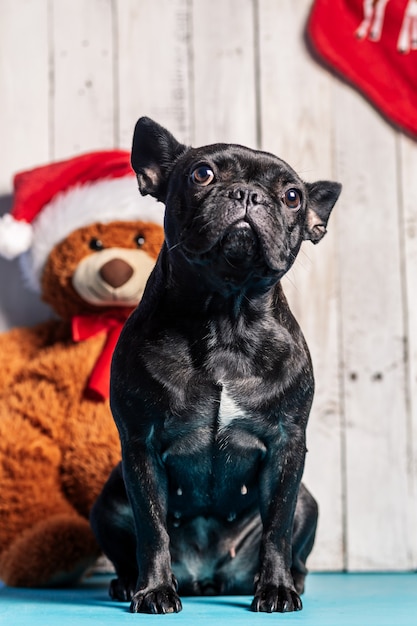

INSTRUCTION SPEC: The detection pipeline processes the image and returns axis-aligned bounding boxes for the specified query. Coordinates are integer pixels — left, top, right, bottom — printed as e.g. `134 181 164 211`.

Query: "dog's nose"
99 258 134 288
228 186 263 206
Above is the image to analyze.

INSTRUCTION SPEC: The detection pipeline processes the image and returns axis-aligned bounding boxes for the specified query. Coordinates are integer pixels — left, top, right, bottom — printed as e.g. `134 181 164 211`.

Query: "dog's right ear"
131 117 187 202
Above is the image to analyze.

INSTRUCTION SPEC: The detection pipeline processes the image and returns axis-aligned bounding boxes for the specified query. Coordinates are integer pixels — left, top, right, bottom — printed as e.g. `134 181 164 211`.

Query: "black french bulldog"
90 117 341 614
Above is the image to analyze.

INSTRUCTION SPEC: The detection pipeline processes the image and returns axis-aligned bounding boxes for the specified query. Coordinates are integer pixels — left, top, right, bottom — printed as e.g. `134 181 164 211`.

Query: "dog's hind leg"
291 484 318 595
90 462 138 601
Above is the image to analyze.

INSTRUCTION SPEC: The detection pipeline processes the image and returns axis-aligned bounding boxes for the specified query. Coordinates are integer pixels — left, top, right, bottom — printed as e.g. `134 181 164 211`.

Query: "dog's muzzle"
220 221 259 265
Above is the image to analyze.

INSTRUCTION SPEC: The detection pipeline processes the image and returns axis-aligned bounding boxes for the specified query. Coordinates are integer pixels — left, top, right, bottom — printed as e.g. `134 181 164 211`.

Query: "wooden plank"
399 134 417 569
0 0 50 192
116 0 192 148
334 81 413 570
191 0 257 147
51 0 115 159
258 0 344 571
0 0 51 331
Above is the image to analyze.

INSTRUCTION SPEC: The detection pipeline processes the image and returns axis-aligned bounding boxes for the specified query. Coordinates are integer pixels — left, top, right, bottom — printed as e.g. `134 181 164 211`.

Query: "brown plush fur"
0 219 163 587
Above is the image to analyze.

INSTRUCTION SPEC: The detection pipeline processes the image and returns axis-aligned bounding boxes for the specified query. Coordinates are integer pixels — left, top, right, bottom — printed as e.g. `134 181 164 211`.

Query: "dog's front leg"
252 428 306 613
122 441 182 615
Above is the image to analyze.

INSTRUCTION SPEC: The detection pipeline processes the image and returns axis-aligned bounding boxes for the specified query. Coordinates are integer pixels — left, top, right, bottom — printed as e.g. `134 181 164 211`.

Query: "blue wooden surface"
1 573 416 625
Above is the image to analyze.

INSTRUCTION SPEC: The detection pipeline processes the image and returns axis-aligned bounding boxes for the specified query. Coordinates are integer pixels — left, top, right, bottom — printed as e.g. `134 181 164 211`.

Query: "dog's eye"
135 234 145 247
283 189 301 211
89 238 104 251
190 165 215 186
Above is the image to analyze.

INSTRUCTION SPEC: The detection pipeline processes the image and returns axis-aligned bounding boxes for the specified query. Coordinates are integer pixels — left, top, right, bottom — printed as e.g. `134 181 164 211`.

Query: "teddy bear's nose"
99 258 134 288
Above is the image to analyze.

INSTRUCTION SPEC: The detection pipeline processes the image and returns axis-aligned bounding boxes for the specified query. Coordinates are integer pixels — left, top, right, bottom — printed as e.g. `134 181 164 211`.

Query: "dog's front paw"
251 584 302 613
130 585 182 614
109 577 136 602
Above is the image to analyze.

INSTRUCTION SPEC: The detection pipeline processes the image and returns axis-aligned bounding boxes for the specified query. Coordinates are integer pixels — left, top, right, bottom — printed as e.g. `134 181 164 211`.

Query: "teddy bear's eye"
135 235 145 247
89 238 104 251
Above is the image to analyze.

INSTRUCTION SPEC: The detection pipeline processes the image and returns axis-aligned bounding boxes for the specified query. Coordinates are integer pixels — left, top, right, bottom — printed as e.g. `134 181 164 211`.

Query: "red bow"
71 308 134 401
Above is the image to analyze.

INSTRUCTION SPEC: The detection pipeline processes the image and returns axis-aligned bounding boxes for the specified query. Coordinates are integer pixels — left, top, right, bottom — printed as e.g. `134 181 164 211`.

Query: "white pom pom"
0 214 33 260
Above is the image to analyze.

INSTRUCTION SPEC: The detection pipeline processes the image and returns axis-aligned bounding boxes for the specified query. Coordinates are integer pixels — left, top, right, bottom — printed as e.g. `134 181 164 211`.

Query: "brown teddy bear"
0 151 164 587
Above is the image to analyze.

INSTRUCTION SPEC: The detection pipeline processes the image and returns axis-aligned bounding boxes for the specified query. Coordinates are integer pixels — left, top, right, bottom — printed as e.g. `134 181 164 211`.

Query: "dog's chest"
216 382 248 429
204 319 260 429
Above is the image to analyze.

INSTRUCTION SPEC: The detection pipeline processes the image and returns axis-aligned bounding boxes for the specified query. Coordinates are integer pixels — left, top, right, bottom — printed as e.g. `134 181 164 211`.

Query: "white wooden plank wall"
52 0 115 158
0 0 416 572
334 83 414 570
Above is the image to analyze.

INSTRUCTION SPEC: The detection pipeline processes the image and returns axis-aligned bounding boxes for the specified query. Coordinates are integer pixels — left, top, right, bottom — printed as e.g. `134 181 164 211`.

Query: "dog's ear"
303 181 342 244
131 117 187 202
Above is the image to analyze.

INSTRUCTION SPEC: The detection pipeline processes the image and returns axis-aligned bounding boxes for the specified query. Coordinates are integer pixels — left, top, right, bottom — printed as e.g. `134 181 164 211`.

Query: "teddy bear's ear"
131 117 187 203
303 181 342 244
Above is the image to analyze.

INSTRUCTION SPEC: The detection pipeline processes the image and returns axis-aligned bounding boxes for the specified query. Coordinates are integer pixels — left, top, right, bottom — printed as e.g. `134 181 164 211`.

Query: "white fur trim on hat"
0 214 34 260
19 175 164 291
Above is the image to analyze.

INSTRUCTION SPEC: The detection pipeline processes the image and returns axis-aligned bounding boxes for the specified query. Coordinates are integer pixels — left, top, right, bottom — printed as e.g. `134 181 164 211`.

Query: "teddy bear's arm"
0 413 100 587
0 319 70 393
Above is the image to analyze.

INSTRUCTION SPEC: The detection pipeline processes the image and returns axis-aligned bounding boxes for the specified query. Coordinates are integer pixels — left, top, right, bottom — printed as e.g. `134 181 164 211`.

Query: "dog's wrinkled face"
131 117 341 292
165 145 307 285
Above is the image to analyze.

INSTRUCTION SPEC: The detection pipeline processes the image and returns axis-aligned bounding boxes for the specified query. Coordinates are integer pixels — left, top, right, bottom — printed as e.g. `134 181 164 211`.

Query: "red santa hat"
0 150 164 291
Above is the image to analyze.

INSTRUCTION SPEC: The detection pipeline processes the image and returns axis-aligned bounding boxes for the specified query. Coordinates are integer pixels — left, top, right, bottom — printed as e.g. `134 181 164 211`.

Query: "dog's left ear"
303 181 342 244
131 117 187 202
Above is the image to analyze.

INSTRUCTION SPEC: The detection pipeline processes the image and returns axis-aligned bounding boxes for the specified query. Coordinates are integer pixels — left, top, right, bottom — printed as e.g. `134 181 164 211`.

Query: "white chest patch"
217 383 247 429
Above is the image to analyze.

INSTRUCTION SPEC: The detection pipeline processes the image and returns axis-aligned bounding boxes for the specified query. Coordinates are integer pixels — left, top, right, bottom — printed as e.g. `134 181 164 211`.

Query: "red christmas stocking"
307 0 417 139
